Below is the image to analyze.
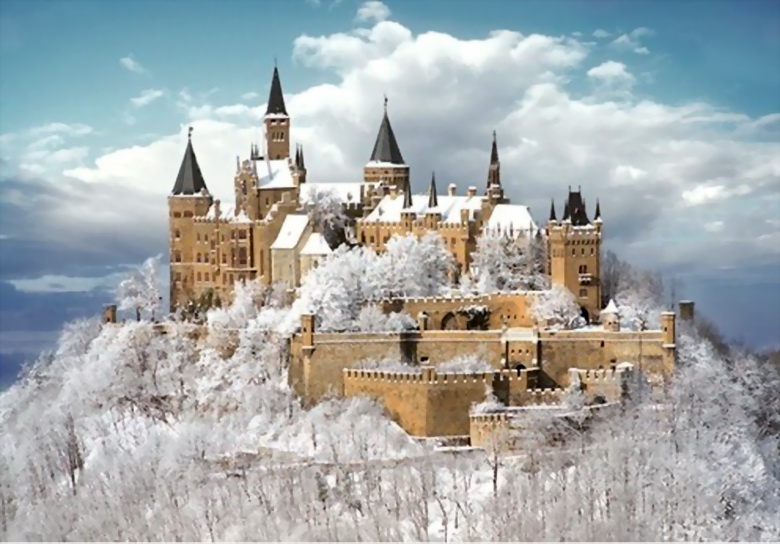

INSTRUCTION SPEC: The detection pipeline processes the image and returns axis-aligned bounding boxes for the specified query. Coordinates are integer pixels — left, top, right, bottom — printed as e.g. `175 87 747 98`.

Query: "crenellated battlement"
572 365 634 383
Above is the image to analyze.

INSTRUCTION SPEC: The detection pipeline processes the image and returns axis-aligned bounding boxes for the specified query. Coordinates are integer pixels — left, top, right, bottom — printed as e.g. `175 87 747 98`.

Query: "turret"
600 299 620 331
295 144 307 184
263 64 290 160
546 186 602 322
363 96 409 191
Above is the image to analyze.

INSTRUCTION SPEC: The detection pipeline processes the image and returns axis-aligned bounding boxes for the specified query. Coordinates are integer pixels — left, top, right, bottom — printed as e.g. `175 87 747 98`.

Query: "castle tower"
364 96 409 192
168 127 213 311
263 65 290 160
661 311 677 376
400 177 415 230
546 187 602 322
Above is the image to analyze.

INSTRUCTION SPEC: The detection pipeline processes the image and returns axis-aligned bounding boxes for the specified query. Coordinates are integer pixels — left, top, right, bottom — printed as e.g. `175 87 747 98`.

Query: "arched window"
196 253 201 263
174 229 181 239
174 251 181 263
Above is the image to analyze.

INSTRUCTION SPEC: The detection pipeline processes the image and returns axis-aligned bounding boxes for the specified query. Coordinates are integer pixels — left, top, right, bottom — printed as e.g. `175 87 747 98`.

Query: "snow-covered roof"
203 204 252 224
270 214 309 250
301 232 332 256
257 159 295 189
365 160 408 169
362 193 484 224
485 204 537 235
299 182 363 205
601 299 619 314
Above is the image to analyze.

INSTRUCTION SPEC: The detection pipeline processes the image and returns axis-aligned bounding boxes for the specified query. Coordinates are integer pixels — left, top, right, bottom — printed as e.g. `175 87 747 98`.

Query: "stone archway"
441 312 459 330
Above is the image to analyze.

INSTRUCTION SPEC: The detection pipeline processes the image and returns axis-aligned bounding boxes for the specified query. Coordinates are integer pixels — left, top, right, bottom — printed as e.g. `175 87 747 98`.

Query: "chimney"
467 186 477 197
448 183 457 196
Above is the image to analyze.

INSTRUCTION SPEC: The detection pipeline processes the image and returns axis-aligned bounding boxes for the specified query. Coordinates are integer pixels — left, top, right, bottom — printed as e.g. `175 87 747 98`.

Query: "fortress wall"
538 329 665 387
506 340 539 368
343 369 430 436
571 366 634 402
381 292 537 330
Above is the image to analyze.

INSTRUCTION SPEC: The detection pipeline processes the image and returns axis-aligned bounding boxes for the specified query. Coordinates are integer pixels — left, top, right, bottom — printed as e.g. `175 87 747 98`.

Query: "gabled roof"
301 232 332 256
271 214 309 250
171 129 209 195
368 98 405 165
265 66 288 117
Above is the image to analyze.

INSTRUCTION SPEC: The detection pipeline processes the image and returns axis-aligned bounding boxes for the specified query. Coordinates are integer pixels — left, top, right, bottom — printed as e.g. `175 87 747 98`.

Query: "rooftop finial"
188 126 193 140
384 94 388 114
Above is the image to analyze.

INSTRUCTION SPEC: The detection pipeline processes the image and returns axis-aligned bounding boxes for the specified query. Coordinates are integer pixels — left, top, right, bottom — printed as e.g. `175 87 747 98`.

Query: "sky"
0 0 779 386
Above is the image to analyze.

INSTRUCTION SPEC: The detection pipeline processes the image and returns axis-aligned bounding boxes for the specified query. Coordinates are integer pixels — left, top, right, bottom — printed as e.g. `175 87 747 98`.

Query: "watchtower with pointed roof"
546 186 603 322
168 127 214 310
264 65 290 161
363 96 410 195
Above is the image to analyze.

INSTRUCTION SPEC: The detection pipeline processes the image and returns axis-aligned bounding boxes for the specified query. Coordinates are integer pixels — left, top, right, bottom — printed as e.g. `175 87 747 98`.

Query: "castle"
167 67 603 320
162 66 689 449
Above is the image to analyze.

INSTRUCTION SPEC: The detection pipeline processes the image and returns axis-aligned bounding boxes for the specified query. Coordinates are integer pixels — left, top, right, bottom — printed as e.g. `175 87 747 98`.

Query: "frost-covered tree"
531 286 586 329
116 255 162 321
375 232 454 298
354 305 416 332
303 188 351 248
471 230 548 293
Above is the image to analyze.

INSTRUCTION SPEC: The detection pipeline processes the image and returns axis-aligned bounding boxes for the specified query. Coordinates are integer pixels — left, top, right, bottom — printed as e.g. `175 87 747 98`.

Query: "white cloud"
610 27 654 55
9 272 126 293
587 60 636 86
5 18 779 285
130 88 165 108
355 1 391 23
241 91 260 100
119 55 148 75
27 122 93 137
704 221 724 233
593 29 611 39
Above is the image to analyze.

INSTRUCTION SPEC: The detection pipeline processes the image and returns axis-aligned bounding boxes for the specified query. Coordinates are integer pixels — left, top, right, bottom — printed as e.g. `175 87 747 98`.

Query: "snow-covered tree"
471 230 548 293
354 305 416 332
116 255 162 321
374 232 454 298
531 286 586 329
303 188 351 248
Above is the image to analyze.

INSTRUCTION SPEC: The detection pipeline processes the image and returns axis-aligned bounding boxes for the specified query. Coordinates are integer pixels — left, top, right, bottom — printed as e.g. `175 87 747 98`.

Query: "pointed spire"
428 172 439 209
594 199 602 220
562 198 570 221
295 145 301 169
549 199 557 221
368 96 405 164
487 130 501 190
265 65 288 116
172 127 208 195
403 178 413 209
299 144 305 169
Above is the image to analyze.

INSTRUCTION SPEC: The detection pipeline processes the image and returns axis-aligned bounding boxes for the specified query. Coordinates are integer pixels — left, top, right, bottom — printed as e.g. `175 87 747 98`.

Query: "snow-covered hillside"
1 243 779 541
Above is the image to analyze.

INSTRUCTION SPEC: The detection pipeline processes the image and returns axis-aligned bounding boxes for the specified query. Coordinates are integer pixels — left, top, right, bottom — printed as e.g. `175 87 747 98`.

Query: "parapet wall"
342 366 561 437
381 291 536 330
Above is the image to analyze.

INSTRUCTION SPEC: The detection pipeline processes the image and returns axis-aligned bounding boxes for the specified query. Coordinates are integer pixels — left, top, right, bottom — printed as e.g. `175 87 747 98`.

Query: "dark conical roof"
490 130 499 165
567 189 590 226
428 172 439 209
299 144 305 169
172 128 208 195
369 97 405 164
265 66 288 116
549 199 557 221
403 178 413 209
594 199 601 220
